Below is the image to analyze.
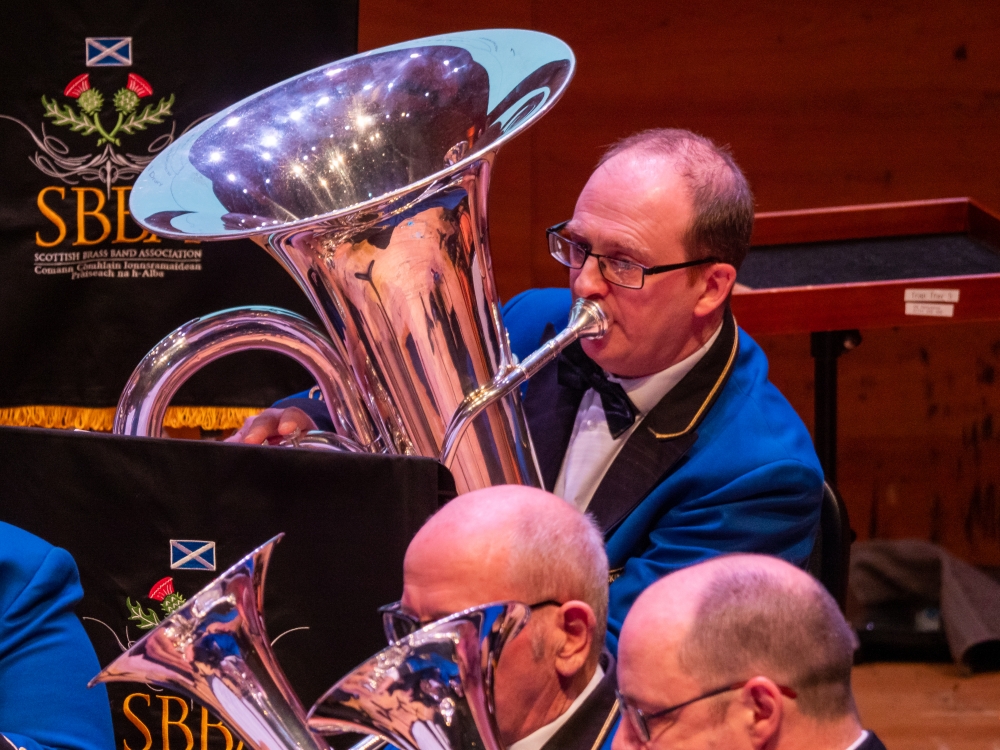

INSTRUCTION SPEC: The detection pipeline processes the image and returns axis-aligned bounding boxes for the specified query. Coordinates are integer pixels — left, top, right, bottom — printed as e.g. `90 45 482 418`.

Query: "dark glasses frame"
378 599 563 643
616 681 798 742
546 220 720 289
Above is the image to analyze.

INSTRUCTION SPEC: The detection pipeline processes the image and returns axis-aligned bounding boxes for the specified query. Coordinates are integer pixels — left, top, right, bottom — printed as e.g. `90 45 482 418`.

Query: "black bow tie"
557 342 639 439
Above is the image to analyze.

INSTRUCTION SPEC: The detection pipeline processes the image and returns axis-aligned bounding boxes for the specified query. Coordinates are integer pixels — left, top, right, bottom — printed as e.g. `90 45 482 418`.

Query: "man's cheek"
491 660 521 736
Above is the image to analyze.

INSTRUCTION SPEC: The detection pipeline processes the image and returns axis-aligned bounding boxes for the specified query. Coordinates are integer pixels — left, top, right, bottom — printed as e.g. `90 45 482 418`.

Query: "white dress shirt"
554 324 723 512
507 664 605 750
844 731 869 750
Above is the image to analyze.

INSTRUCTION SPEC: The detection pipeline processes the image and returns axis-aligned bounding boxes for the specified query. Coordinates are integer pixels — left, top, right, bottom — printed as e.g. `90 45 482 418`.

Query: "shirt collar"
607 322 724 416
507 664 605 750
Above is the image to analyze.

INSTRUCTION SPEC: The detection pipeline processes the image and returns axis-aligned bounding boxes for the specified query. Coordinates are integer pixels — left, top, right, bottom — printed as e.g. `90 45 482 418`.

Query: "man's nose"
572 254 609 298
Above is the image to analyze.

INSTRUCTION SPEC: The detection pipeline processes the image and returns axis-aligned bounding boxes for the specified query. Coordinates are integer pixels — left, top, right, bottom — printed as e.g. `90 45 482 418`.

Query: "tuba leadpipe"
440 297 607 468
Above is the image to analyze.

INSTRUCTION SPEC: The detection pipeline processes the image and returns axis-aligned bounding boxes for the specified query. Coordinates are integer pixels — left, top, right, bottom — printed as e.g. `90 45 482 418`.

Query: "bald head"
404 485 608 653
622 555 858 721
598 128 754 270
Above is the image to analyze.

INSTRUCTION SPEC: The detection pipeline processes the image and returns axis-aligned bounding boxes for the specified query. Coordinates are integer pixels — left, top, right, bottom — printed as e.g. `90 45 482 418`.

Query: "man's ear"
693 262 737 318
554 600 597 678
740 677 784 749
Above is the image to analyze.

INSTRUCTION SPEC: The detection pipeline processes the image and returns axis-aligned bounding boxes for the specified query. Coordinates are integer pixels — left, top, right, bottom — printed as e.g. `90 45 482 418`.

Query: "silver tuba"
116 30 607 494
90 535 529 750
307 603 528 750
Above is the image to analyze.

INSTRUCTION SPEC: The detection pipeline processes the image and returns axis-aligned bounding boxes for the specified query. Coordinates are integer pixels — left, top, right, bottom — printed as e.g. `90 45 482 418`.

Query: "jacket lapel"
587 309 740 534
586 427 698 533
542 651 619 750
859 733 888 750
524 324 586 491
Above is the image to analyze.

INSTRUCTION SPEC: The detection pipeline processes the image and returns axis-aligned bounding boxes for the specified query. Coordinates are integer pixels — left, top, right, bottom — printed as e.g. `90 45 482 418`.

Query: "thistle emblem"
126 576 187 630
0 64 180 193
41 72 174 147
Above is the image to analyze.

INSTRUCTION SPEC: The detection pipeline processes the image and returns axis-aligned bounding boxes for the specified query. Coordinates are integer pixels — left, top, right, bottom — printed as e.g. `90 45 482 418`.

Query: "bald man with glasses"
383 485 619 750
614 554 884 750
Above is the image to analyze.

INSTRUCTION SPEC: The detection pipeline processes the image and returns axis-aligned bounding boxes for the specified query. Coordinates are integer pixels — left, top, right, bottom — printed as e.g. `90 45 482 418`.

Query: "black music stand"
0 426 455 746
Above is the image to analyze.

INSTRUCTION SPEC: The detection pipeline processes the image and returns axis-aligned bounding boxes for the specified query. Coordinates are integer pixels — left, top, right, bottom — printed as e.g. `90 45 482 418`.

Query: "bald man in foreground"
614 555 884 750
386 485 619 750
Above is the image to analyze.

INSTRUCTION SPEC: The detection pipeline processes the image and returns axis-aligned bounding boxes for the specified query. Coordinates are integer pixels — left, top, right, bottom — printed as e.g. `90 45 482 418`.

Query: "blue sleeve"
0 543 115 750
604 459 822 653
271 388 336 432
501 288 572 361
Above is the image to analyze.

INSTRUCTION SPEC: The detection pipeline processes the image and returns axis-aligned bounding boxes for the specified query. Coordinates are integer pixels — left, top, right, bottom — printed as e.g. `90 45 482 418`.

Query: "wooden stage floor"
854 663 1000 748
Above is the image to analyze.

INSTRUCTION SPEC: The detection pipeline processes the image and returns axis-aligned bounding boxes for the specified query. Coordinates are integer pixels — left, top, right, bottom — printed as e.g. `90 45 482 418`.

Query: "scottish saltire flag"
86 37 132 66
170 539 216 570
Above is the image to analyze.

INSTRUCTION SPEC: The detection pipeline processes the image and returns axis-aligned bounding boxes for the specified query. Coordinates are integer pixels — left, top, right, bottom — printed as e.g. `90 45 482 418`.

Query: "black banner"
0 426 454 748
0 2 358 430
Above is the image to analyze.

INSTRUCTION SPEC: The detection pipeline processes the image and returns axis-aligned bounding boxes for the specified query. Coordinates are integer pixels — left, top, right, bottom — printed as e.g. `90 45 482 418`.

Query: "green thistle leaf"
160 591 186 617
126 597 161 630
120 93 175 135
41 96 98 136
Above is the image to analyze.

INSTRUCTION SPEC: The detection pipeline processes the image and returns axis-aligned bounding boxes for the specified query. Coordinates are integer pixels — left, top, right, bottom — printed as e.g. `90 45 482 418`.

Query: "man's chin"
582 336 649 378
581 337 614 370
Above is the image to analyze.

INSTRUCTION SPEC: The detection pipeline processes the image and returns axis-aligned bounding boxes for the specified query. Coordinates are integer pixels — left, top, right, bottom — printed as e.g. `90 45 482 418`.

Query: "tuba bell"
90 535 530 750
90 535 326 750
307 602 529 750
114 29 608 494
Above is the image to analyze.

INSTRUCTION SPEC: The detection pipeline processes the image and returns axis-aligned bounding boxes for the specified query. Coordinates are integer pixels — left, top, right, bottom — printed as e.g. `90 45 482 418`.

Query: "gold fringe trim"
162 406 263 431
0 405 262 432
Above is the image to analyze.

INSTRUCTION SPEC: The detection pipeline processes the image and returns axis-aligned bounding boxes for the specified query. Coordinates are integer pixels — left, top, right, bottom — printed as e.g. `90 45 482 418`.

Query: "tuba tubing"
115 299 608 465
114 306 384 450
439 298 608 468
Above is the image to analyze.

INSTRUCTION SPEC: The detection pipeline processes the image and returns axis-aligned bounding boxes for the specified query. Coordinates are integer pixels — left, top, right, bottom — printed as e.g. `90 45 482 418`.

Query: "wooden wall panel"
357 0 1000 564
359 0 1000 297
757 322 1000 567
528 0 1000 289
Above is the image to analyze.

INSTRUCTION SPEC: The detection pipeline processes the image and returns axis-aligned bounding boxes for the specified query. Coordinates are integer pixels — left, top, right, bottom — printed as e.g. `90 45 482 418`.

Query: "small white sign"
905 302 954 318
904 288 960 303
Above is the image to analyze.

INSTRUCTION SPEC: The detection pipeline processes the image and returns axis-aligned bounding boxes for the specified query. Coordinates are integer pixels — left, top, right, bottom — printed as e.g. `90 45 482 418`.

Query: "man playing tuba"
236 128 824 651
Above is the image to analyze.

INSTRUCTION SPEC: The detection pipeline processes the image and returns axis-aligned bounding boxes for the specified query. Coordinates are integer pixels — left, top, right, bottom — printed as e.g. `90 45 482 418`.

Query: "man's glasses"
378 599 563 643
616 681 798 742
547 221 720 290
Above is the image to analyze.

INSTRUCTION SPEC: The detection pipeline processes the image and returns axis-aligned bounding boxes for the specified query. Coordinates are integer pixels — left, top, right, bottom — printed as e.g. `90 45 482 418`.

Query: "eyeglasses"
616 681 798 742
547 221 720 290
378 599 563 643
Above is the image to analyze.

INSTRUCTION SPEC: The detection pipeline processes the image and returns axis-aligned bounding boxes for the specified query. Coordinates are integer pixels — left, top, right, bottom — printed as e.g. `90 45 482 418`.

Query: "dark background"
0 1 358 409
